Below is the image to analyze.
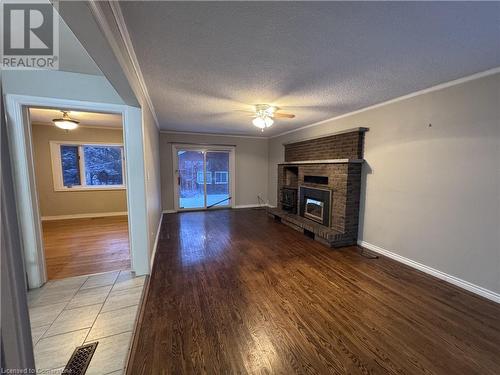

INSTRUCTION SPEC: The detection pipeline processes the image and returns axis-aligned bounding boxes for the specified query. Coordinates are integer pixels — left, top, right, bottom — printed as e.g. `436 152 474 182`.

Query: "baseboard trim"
233 204 263 209
234 203 275 209
150 214 164 270
41 212 128 221
162 205 274 212
358 240 500 304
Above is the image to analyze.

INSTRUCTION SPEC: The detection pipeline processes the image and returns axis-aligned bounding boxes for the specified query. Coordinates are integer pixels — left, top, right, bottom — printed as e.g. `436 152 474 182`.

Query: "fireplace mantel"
279 159 364 165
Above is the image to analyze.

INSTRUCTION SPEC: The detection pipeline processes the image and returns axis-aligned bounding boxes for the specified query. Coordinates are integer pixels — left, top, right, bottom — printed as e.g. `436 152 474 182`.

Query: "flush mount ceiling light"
247 104 295 131
52 111 79 130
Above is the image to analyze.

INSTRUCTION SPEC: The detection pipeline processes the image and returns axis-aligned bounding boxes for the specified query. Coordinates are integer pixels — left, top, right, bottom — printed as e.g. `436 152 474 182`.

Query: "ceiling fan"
245 104 295 130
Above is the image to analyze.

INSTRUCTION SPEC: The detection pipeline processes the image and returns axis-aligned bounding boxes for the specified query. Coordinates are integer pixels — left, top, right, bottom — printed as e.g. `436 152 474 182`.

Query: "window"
214 171 228 184
50 141 125 191
196 171 203 184
60 145 80 186
83 146 123 186
196 171 212 184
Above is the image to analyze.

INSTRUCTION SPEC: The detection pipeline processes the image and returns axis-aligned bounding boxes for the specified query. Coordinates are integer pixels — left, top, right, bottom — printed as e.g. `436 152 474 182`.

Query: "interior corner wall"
31 123 127 218
269 73 500 295
160 132 269 211
142 107 162 256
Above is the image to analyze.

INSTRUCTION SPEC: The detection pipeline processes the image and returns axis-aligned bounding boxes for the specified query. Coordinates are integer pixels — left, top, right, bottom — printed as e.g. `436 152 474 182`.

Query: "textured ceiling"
30 108 122 128
120 2 500 136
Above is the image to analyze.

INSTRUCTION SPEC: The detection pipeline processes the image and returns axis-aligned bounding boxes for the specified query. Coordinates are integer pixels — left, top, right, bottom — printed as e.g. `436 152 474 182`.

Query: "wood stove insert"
299 186 331 227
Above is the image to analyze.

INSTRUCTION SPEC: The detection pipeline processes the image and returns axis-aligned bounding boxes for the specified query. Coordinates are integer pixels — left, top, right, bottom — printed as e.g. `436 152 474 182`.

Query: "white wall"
160 132 269 211
1 82 36 370
143 108 162 257
269 73 500 295
57 0 140 107
1 70 125 105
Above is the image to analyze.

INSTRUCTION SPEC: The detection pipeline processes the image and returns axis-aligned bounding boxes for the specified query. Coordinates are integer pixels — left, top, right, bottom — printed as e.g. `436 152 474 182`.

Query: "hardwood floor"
42 216 131 279
128 209 500 375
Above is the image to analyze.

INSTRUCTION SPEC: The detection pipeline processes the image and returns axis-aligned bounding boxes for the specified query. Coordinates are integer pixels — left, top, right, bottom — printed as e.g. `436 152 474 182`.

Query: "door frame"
5 94 151 289
172 144 235 212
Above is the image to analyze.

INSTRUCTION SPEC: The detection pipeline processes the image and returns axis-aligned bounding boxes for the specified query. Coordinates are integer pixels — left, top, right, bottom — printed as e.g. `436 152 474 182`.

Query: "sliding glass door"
206 151 230 207
174 146 233 210
177 150 205 209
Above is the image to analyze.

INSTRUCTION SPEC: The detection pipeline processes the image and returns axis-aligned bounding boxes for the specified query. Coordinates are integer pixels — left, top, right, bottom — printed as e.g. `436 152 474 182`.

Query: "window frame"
49 140 126 191
196 170 212 184
214 171 228 184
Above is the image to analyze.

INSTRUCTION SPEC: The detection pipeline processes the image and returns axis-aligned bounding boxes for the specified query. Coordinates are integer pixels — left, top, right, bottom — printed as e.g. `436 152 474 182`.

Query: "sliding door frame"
172 144 235 212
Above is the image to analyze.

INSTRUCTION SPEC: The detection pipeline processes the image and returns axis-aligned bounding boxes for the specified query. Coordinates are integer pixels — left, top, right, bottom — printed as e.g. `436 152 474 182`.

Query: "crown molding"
87 1 160 129
270 66 500 139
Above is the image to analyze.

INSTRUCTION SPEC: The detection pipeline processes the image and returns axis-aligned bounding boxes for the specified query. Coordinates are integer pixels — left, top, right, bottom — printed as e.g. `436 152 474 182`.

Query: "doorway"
5 94 151 375
5 94 151 289
173 145 235 211
28 107 130 279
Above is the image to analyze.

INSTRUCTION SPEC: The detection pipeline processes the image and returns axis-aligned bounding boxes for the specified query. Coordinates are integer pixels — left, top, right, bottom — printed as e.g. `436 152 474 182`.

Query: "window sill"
54 186 126 192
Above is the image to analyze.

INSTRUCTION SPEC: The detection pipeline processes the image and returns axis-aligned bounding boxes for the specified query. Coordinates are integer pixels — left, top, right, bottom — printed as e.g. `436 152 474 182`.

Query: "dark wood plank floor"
128 209 500 374
43 216 131 279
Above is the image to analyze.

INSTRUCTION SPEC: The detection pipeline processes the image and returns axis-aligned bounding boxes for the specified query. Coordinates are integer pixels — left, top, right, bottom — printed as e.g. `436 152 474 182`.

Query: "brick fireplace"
269 128 367 247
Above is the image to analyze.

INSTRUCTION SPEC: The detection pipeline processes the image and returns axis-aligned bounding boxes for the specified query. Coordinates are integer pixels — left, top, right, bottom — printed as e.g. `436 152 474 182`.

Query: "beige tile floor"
28 270 145 375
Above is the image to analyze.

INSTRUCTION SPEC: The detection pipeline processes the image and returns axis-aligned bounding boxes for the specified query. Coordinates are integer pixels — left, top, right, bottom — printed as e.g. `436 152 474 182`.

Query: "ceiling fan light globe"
264 117 274 127
252 117 266 129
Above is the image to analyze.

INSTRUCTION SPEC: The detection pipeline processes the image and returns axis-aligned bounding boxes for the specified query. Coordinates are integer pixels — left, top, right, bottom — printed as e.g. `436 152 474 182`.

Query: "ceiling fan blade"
273 112 295 119
234 109 256 113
